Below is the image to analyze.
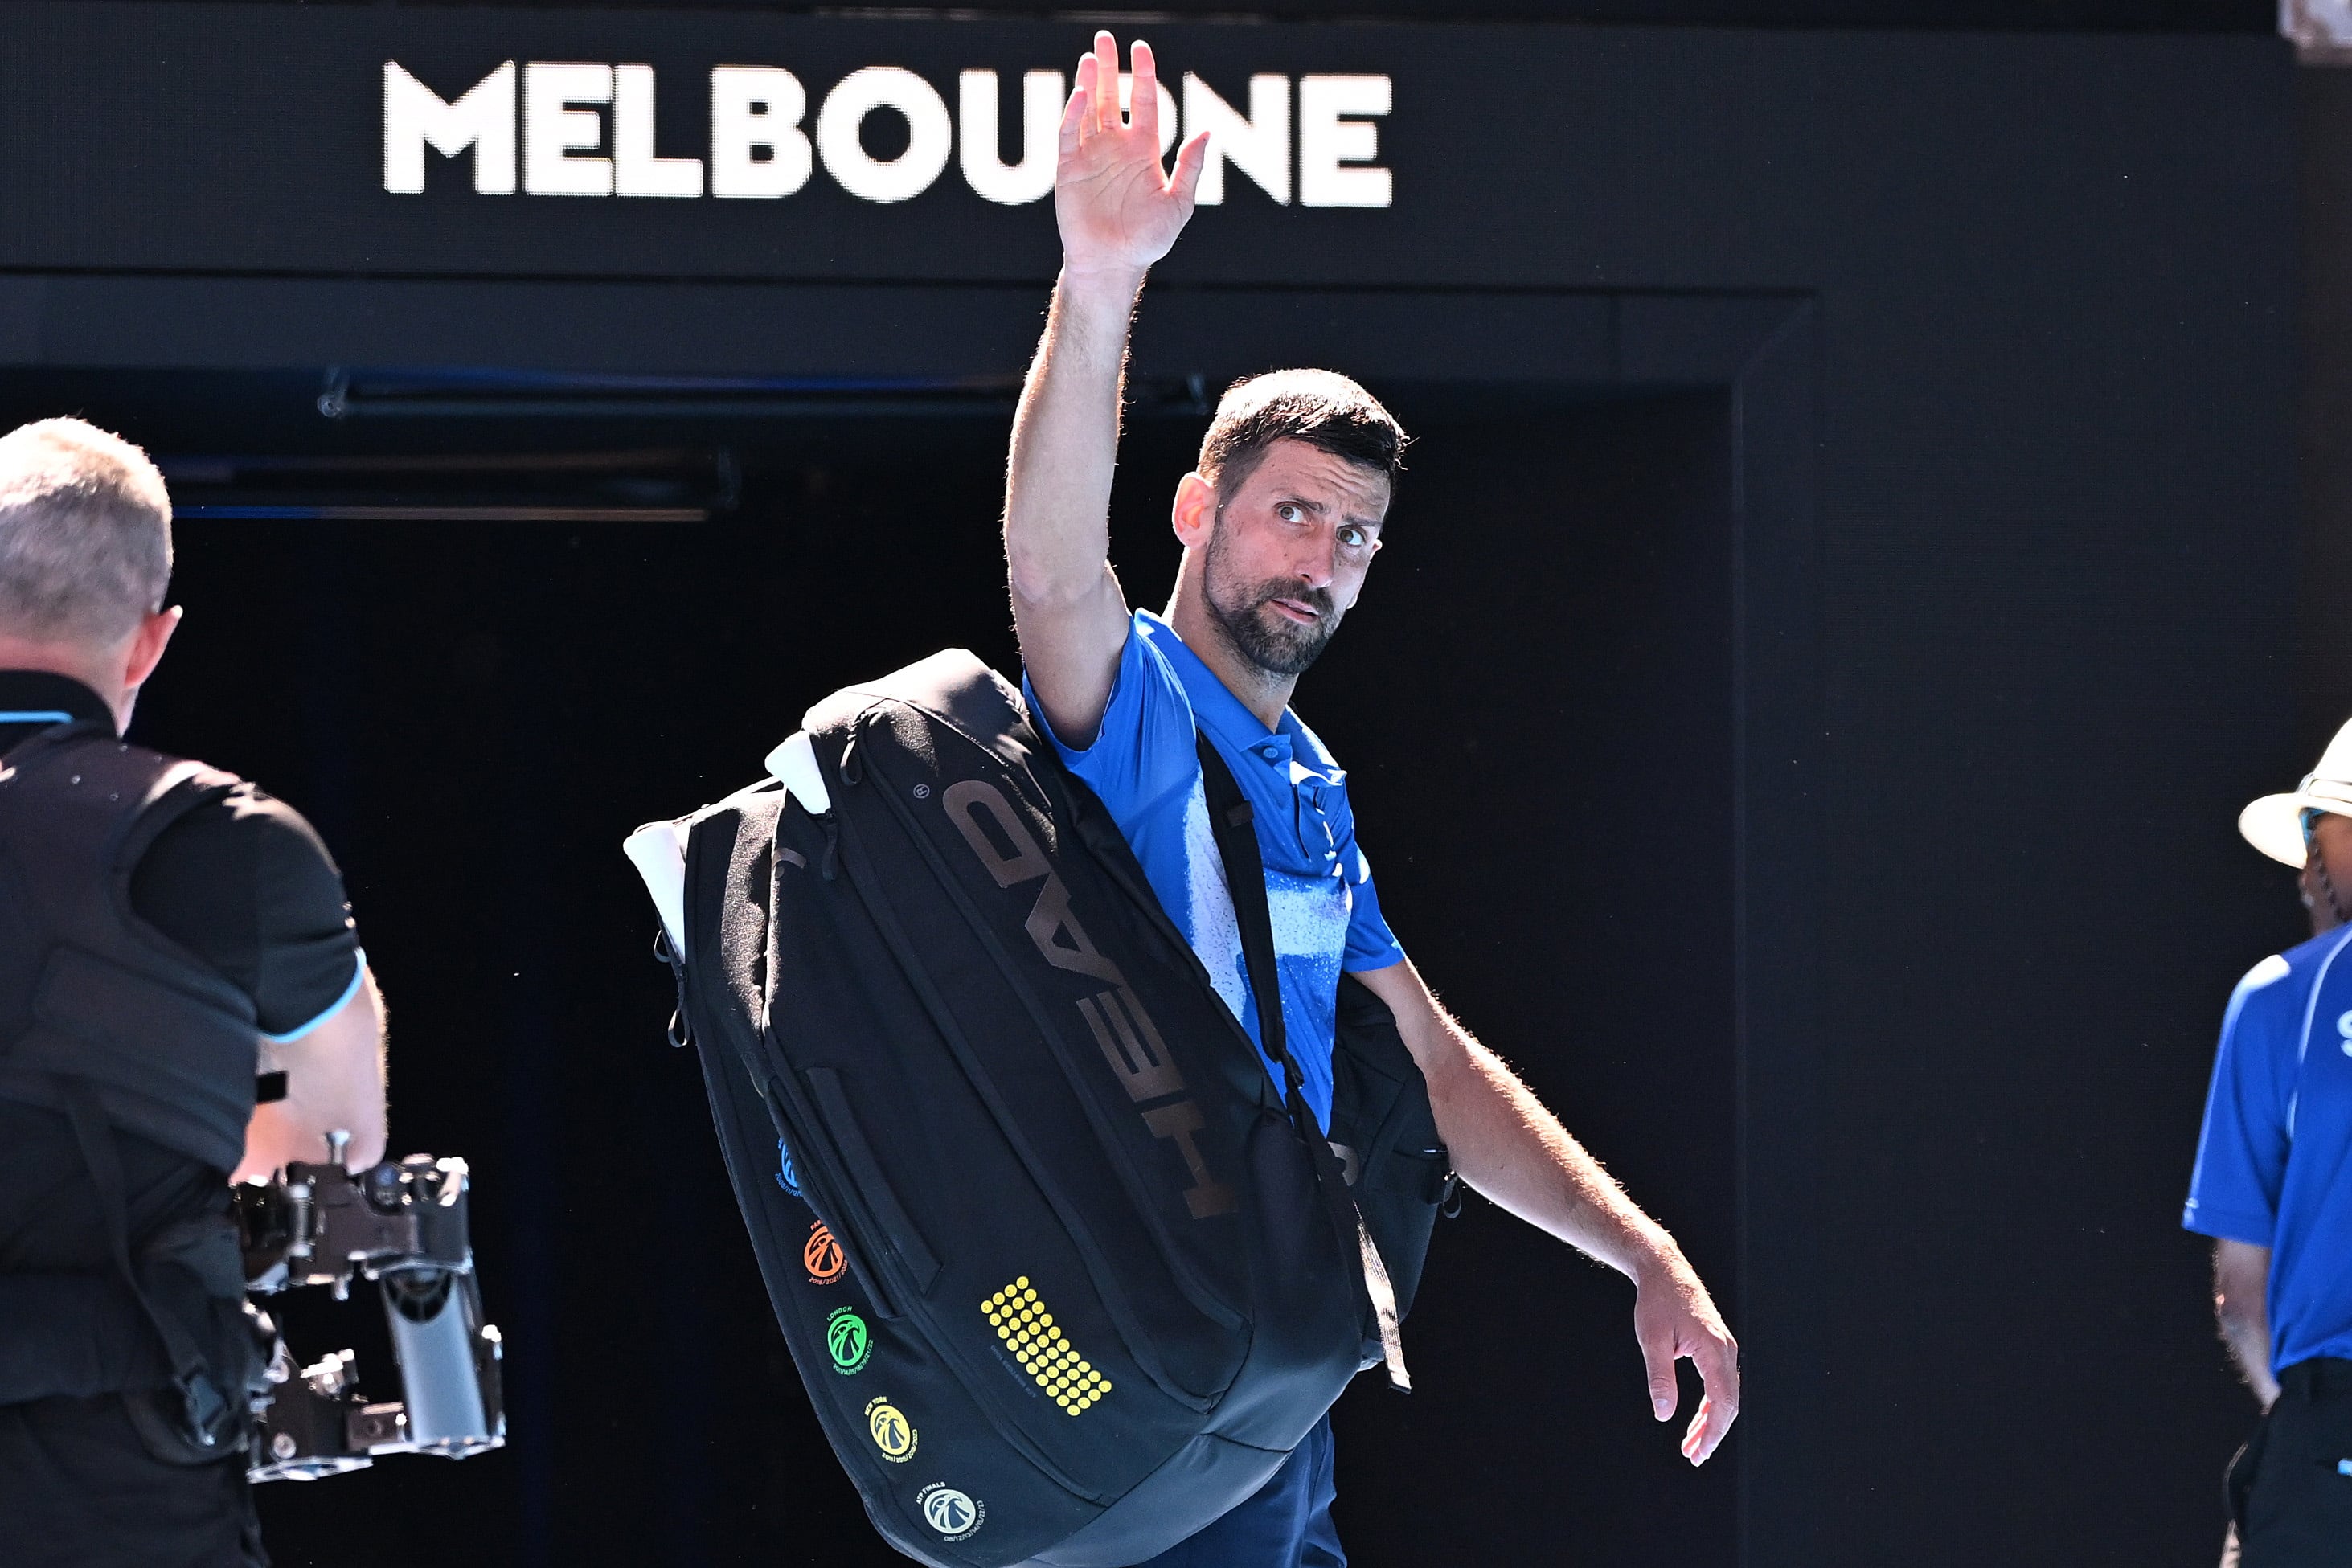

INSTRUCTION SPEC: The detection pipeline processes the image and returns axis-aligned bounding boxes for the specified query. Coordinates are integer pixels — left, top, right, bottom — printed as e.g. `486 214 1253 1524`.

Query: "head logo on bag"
805 1222 846 1284
827 1307 873 1374
941 780 1237 1219
918 1483 985 1541
866 1398 916 1461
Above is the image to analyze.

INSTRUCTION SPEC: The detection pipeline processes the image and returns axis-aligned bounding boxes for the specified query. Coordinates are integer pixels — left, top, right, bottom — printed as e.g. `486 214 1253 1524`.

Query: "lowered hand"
1633 1247 1741 1465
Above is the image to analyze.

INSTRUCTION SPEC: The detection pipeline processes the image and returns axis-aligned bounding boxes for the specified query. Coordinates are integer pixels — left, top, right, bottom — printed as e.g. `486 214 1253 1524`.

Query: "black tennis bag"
660 650 1451 1567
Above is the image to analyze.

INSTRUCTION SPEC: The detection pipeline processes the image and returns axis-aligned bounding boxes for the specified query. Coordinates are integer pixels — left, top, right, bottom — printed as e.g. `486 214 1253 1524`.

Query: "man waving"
1003 33 1739 1564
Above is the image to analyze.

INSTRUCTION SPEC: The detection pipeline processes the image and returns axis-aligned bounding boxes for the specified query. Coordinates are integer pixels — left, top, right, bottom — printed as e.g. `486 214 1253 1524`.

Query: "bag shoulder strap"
1192 736 1296 1091
1193 732 1411 1391
55 1076 235 1447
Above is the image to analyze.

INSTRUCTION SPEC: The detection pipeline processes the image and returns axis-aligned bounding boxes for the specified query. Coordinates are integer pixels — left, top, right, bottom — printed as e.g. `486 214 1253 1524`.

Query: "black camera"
232 1150 506 1483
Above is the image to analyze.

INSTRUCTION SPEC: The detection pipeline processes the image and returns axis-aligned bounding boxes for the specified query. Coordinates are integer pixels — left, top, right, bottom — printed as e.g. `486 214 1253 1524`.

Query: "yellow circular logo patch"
865 1398 916 1462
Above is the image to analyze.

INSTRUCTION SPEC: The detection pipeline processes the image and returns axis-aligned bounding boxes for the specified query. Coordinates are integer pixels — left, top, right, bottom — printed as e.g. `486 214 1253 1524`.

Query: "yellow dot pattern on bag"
982 1276 1110 1414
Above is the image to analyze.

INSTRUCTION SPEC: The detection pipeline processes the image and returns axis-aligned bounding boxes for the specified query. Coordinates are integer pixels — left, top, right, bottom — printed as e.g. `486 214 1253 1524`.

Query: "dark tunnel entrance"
0 359 1742 1563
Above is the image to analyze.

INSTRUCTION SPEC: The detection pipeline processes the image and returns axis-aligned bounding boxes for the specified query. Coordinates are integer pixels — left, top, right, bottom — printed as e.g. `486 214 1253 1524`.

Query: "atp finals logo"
381 60 1394 208
918 1482 985 1543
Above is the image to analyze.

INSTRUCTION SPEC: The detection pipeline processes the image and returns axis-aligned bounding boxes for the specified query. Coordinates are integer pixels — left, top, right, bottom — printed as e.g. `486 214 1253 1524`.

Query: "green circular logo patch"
827 1307 873 1374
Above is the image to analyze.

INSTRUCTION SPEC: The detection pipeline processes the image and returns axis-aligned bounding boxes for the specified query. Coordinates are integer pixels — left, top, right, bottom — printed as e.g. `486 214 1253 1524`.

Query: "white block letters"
383 61 516 194
613 63 703 197
522 62 613 196
817 66 953 204
958 70 1062 207
709 67 812 199
1182 73 1289 206
1298 75 1392 208
382 59 1394 210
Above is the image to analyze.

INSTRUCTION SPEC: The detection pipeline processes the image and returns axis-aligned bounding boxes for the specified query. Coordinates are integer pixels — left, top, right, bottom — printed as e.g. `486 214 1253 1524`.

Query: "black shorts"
0 1391 265 1568
2228 1357 2352 1568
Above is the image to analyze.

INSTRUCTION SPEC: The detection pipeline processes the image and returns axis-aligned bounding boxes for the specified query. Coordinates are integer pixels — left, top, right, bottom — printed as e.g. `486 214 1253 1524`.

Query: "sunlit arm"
1004 33 1209 747
1002 260 1144 747
233 965 389 1180
1348 956 1741 1465
2214 1238 2278 1409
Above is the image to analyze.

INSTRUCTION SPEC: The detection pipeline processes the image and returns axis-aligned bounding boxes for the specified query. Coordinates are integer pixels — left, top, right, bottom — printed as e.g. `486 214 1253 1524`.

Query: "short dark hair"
1197 370 1406 501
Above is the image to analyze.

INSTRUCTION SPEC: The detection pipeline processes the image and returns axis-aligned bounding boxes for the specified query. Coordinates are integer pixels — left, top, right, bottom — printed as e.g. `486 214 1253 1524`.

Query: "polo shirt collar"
1135 611 1346 788
0 669 113 732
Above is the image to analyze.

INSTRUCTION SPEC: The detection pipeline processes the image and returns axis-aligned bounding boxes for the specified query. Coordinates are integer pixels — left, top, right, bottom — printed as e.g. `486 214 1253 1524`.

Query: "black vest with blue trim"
0 721 264 1426
0 722 261 1173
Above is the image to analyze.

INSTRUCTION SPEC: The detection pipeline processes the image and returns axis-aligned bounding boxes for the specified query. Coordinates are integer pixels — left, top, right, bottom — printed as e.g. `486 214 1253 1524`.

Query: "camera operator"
0 418 387 1567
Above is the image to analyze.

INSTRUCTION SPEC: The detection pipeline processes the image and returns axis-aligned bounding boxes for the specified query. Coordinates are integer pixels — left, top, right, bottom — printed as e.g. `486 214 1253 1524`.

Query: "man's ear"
121 606 182 692
1171 471 1217 550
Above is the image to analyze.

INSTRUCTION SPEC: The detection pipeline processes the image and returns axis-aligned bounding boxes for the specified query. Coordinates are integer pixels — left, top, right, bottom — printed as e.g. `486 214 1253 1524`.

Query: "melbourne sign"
383 61 1395 208
0 4 1435 285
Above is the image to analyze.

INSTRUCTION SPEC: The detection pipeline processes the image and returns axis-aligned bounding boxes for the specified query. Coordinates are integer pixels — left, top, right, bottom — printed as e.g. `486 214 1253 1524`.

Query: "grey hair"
0 418 173 645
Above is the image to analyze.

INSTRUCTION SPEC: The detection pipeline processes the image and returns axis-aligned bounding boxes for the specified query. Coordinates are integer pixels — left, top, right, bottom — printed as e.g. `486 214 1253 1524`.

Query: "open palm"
1056 33 1210 278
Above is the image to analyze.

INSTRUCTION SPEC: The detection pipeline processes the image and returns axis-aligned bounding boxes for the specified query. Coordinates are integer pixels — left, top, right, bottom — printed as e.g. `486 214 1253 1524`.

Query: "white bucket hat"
2240 717 2352 867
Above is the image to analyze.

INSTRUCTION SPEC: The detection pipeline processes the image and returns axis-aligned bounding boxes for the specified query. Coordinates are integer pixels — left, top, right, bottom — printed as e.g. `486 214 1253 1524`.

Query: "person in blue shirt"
1002 34 1739 1566
2186 717 2352 1566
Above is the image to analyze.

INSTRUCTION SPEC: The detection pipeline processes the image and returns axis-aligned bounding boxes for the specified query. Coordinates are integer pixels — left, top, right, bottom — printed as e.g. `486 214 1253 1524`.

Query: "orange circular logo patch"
805 1221 846 1284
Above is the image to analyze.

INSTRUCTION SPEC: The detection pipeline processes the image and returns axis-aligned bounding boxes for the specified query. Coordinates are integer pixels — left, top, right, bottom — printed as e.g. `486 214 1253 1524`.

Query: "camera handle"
237 1152 506 1483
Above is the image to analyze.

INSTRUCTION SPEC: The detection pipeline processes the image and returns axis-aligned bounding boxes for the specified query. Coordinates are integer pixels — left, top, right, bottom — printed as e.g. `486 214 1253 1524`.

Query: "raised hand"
1055 32 1210 280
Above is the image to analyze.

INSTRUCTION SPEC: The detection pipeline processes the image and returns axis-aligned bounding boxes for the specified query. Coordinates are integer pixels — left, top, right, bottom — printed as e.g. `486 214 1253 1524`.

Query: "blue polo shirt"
1025 611 1406 1132
2184 922 2352 1372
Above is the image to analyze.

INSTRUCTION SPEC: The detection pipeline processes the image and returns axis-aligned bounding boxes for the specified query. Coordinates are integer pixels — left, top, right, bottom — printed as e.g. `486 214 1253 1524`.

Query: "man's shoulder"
130 773 359 1033
2261 924 2352 989
2220 927 2352 1050
1128 611 1197 698
1031 612 1200 788
144 778 339 881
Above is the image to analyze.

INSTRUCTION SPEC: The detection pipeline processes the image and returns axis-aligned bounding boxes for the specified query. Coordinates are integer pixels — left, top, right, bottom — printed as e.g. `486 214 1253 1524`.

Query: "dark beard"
1204 538 1340 678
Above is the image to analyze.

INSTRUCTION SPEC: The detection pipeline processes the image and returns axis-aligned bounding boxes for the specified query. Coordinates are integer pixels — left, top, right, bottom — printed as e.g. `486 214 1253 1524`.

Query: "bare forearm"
1351 960 1679 1278
2215 1239 2279 1408
1003 267 1145 743
2219 1312 2278 1408
1006 33 1206 743
234 971 389 1180
1006 27 1186 608
1005 266 1143 607
1425 1026 1678 1281
1353 958 1739 1457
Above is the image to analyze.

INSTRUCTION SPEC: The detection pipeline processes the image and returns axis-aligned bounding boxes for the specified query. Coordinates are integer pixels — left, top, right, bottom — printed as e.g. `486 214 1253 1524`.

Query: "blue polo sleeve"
1023 612 1199 825
2182 952 2304 1247
1342 842 1405 972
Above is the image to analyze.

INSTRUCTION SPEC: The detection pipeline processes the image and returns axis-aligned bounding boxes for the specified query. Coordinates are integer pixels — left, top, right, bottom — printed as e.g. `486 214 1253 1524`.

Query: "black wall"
0 10 2302 1566
2302 68 2352 762
1318 390 1742 1564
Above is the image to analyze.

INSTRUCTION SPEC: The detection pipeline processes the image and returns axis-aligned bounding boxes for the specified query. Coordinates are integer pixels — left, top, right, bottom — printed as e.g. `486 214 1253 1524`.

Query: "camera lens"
364 1164 408 1213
